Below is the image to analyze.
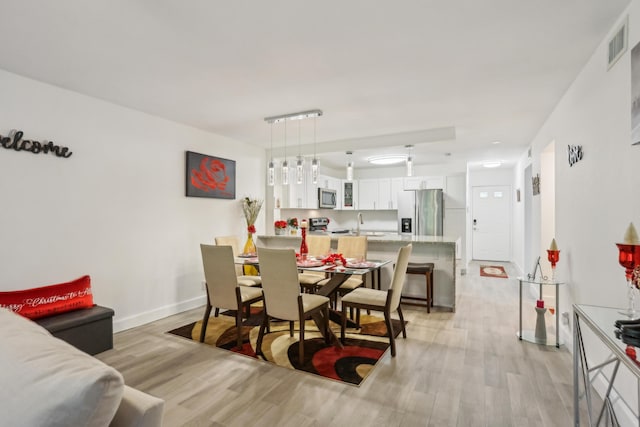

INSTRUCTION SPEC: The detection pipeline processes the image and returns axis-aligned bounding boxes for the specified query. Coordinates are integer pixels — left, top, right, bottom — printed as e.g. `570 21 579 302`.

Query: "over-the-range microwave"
318 188 337 209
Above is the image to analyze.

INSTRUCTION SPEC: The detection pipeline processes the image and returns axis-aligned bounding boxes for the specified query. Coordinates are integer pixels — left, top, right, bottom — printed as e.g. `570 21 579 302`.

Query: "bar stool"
401 262 434 313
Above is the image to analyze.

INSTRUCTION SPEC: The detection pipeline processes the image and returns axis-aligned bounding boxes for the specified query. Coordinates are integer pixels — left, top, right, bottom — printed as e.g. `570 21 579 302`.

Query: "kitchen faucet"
356 212 364 236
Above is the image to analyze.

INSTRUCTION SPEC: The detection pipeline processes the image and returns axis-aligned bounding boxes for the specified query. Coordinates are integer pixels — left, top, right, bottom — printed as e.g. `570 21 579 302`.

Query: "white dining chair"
215 235 262 286
199 244 263 348
298 235 331 292
256 247 330 364
340 243 412 357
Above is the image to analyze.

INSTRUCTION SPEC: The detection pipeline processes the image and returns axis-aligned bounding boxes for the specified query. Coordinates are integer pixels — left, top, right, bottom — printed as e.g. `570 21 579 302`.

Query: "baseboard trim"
113 295 206 333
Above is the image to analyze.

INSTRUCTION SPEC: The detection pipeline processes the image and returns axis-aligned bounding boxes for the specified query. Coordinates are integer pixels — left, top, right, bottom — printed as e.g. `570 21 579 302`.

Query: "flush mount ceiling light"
405 145 414 177
346 151 354 181
367 155 407 165
482 161 502 168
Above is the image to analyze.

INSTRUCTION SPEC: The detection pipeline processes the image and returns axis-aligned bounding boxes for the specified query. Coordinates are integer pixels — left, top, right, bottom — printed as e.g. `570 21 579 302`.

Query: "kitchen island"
257 233 458 312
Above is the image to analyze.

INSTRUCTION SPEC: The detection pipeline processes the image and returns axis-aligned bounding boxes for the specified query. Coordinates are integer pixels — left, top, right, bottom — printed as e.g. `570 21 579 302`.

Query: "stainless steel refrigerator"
397 189 444 236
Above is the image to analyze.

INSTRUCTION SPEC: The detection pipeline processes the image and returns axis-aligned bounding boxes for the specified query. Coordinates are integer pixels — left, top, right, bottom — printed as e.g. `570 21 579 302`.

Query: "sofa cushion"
0 307 124 426
0 275 93 319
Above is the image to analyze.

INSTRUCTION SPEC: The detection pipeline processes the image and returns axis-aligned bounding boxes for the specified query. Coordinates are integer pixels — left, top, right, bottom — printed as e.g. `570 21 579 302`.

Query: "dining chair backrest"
215 236 244 276
256 247 301 321
306 235 331 258
388 244 413 311
200 244 240 310
336 236 367 259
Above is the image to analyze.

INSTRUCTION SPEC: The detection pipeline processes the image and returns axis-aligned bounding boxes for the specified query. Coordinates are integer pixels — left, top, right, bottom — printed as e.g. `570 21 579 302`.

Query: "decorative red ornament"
322 253 347 266
617 243 640 281
247 224 256 234
547 250 560 269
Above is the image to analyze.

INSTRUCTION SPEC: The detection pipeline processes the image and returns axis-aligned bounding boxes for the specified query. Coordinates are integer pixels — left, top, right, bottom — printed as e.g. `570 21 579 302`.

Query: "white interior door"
472 185 511 261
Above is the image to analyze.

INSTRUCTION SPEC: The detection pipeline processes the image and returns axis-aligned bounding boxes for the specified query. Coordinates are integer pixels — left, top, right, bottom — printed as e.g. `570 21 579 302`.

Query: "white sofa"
0 307 164 427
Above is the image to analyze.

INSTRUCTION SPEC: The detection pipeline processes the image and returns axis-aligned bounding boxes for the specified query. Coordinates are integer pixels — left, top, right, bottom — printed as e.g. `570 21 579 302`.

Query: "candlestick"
617 242 640 318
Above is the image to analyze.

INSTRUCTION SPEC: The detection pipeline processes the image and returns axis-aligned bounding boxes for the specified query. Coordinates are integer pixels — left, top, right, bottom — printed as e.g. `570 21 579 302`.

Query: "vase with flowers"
274 220 287 235
241 197 263 256
287 217 299 235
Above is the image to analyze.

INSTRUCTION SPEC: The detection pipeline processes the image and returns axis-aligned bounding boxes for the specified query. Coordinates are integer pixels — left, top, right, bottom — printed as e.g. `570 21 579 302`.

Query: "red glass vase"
300 227 308 260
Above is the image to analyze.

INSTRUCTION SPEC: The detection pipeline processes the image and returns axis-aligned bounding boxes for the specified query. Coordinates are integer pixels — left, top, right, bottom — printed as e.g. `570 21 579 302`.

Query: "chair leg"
341 303 348 343
256 313 269 358
323 305 330 345
289 321 294 337
426 272 431 313
384 310 396 357
236 305 243 349
199 302 212 343
397 305 407 339
299 316 305 365
214 307 220 317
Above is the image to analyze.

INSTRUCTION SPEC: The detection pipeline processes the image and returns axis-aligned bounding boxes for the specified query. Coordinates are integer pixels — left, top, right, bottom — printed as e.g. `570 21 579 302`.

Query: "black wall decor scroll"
0 129 72 158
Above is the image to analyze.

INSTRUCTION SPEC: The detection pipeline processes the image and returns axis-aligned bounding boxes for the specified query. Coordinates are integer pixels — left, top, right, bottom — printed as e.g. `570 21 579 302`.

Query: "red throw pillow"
0 275 94 319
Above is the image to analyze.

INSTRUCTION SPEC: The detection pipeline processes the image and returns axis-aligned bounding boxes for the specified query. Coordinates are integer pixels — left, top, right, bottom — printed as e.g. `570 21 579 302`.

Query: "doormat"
167 309 405 386
480 265 508 278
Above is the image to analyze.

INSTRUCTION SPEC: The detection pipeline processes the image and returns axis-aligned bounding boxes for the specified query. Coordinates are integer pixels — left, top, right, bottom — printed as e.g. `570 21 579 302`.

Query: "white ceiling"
0 0 630 171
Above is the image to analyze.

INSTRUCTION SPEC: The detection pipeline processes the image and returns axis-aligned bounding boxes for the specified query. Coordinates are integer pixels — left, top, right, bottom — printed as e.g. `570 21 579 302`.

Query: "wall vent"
608 16 628 70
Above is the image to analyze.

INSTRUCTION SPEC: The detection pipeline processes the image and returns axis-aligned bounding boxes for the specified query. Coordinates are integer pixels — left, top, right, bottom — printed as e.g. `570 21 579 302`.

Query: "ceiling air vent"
608 16 628 70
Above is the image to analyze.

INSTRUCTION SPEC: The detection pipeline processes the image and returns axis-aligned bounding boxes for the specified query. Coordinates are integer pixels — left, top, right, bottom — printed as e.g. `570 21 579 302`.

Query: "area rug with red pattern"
479 265 509 278
167 308 404 386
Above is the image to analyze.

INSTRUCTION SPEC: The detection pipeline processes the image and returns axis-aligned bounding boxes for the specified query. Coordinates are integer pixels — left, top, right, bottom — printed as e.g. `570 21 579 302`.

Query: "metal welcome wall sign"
0 129 73 158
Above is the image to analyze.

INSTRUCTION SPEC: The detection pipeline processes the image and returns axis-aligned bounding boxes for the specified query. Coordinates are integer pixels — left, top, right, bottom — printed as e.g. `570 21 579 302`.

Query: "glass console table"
573 304 640 427
517 277 564 348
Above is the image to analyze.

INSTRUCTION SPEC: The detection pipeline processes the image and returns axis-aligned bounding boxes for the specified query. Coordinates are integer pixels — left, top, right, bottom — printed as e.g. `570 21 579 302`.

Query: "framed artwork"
185 151 236 199
532 174 540 196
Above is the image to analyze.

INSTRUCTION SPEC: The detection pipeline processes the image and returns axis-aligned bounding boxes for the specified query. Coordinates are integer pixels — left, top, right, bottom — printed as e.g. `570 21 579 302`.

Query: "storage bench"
35 305 114 355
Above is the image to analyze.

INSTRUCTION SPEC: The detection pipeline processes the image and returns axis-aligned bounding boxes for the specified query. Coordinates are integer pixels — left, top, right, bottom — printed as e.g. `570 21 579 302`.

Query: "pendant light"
311 117 319 184
406 145 414 177
267 123 275 186
282 121 289 185
295 121 304 184
346 151 354 181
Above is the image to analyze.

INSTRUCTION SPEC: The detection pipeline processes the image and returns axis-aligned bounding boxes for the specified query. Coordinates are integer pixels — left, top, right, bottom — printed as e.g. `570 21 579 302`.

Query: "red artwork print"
191 157 229 192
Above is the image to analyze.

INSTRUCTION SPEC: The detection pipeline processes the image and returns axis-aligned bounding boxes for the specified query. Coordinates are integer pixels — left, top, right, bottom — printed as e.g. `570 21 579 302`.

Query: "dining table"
236 254 390 347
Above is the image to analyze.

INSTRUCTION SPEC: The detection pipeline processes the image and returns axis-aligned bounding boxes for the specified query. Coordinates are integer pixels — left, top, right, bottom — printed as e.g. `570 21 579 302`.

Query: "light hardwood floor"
97 262 588 426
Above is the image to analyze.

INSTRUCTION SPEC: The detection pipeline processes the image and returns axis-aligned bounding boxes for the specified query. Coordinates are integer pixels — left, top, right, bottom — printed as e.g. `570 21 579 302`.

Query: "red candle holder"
616 243 640 317
547 249 560 282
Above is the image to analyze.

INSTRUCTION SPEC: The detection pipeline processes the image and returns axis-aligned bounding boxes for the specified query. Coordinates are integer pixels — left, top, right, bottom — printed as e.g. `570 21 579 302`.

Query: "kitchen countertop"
258 233 458 244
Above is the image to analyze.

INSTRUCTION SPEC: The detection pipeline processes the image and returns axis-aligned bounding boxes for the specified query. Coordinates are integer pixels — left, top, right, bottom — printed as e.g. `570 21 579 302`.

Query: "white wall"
0 69 266 331
515 3 640 422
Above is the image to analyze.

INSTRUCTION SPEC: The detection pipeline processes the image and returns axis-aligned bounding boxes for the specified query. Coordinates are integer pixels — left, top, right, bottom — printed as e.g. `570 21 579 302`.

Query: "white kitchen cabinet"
445 174 466 209
358 179 378 209
342 180 358 210
390 177 403 209
403 175 444 190
425 176 445 189
357 178 398 210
